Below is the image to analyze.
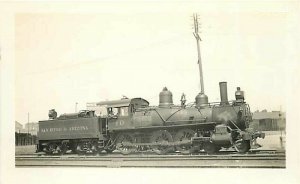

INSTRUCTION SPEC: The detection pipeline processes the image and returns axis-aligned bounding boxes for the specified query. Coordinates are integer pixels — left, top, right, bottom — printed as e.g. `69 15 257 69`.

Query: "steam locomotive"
36 15 265 155
36 83 264 155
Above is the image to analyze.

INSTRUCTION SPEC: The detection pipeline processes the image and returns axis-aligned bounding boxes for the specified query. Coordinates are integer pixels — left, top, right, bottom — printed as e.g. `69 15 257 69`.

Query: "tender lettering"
69 126 89 131
40 126 89 133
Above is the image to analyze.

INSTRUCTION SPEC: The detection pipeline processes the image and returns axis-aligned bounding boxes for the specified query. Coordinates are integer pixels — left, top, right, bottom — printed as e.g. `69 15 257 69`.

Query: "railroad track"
15 151 285 168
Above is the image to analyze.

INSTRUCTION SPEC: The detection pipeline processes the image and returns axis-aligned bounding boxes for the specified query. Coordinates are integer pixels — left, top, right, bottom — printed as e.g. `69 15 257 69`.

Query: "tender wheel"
59 142 68 155
235 140 250 153
46 143 60 155
76 142 88 155
203 142 217 154
150 130 174 155
115 133 137 155
76 141 97 155
174 129 197 154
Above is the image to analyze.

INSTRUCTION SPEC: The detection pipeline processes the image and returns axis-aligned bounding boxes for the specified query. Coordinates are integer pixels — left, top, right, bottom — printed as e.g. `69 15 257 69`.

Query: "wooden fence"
15 132 37 146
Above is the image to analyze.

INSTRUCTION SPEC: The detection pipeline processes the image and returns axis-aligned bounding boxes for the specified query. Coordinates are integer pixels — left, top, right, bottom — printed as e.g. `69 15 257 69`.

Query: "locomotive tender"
36 15 265 155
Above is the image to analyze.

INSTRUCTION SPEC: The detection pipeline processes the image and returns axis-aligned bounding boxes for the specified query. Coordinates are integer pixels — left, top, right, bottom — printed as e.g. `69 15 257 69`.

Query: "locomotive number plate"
115 120 125 126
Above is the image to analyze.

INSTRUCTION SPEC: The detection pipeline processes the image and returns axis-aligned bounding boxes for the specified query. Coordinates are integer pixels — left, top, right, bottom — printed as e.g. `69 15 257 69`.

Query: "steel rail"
15 155 286 168
15 154 285 159
15 149 285 157
16 153 285 160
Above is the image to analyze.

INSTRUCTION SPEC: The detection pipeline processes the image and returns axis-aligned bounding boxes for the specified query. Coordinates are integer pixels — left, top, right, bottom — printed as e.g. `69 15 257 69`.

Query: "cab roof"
96 98 149 108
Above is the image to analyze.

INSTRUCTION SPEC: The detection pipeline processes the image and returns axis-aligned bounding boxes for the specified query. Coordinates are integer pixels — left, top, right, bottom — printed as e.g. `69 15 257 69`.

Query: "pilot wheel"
235 140 250 153
203 142 217 154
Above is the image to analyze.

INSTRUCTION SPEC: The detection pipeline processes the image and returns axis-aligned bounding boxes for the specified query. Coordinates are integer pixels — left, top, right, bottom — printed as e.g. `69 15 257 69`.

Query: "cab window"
107 107 129 116
119 107 129 116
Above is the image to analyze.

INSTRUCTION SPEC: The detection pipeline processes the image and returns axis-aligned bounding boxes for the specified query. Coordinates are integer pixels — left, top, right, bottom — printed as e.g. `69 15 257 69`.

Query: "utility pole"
193 14 209 108
193 14 205 94
27 112 29 145
75 102 78 112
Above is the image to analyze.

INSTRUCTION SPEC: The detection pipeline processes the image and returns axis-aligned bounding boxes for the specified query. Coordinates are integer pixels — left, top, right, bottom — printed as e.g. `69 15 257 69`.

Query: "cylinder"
211 125 232 145
219 82 229 105
159 87 173 107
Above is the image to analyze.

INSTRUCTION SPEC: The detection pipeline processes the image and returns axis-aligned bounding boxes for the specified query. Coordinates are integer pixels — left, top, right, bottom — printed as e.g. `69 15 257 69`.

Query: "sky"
14 5 296 124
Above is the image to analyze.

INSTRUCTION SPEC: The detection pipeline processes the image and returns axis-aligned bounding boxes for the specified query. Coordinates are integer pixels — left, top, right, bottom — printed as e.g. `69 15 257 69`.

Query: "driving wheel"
174 129 197 154
150 130 174 155
115 133 137 155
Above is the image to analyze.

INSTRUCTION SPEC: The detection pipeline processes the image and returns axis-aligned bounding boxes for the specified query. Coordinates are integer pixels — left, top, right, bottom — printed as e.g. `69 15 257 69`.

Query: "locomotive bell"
195 93 208 108
159 87 173 107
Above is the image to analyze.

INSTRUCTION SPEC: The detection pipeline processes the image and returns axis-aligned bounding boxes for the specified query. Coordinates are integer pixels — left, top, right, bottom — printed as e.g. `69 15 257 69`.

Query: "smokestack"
219 82 229 105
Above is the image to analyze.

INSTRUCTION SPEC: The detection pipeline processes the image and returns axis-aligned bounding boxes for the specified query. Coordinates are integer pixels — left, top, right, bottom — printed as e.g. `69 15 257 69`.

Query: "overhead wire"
25 33 187 76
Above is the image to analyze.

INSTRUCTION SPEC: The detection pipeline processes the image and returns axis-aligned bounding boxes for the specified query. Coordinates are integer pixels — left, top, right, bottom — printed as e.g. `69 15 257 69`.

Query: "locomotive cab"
97 98 149 130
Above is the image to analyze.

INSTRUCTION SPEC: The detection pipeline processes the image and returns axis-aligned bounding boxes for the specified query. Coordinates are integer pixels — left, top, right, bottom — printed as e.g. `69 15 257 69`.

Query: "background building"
86 102 107 116
250 110 285 131
24 122 39 135
15 121 39 135
15 121 38 145
15 121 23 133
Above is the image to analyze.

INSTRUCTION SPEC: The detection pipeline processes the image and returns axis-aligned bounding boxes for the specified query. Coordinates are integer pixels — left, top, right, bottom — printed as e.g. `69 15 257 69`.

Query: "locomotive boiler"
36 15 265 155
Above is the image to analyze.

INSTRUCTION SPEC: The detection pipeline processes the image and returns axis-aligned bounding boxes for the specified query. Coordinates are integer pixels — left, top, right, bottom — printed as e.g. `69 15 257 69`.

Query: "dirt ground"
15 131 286 155
15 145 36 155
256 131 286 150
